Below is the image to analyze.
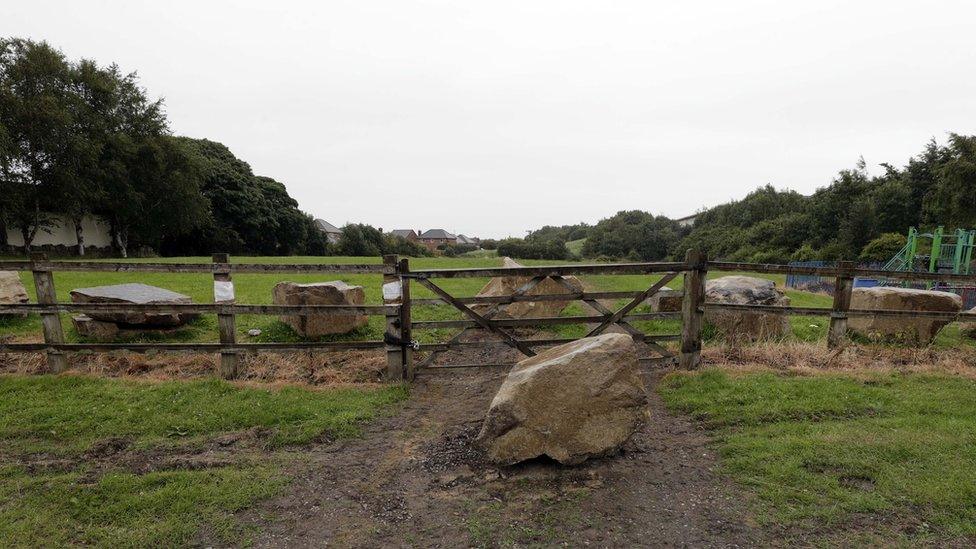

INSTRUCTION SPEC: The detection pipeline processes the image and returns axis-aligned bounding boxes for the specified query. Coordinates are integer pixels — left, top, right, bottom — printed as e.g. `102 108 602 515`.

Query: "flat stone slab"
70 283 194 326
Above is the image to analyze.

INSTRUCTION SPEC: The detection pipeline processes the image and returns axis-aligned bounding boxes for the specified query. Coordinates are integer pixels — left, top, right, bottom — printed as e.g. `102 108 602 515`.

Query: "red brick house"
417 229 456 251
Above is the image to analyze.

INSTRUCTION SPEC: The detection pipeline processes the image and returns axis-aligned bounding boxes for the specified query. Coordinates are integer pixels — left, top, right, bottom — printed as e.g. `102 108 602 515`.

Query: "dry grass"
702 340 976 380
0 350 387 386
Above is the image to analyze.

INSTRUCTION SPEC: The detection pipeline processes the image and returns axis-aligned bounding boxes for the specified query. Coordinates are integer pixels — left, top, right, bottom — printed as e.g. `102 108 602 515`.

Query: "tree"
582 210 679 261
924 134 976 229
0 38 74 253
92 65 206 257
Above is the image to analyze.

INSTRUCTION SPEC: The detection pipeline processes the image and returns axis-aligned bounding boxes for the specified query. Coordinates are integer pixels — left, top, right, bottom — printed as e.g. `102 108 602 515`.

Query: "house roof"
456 234 477 245
419 229 456 239
390 229 417 238
314 219 342 234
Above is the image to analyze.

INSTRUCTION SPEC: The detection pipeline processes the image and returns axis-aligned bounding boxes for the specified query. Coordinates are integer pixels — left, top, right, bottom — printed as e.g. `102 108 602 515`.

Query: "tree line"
506 135 976 264
0 38 328 257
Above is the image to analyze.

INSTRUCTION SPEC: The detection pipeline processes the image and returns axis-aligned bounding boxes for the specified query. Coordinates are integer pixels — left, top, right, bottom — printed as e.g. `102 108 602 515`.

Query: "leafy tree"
526 223 591 243
496 237 569 260
0 38 74 252
924 134 976 228
336 223 430 257
582 210 679 261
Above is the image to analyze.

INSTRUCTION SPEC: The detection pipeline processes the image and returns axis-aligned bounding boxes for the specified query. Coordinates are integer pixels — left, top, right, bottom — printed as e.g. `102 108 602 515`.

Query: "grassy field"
0 375 406 546
660 369 976 544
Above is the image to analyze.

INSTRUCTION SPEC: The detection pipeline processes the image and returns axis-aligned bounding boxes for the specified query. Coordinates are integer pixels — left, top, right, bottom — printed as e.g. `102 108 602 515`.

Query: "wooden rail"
3 252 973 381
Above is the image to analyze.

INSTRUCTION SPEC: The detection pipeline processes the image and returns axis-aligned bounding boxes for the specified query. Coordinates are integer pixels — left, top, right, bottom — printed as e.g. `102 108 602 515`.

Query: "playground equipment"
884 227 976 275
787 227 976 308
881 227 976 307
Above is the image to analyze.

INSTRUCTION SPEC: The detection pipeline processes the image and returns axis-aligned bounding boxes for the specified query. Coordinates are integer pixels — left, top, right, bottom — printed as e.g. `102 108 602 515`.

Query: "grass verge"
0 375 407 547
659 368 976 544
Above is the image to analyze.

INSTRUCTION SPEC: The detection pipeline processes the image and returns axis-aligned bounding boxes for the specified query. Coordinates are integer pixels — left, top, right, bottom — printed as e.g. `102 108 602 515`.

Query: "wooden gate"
386 252 708 376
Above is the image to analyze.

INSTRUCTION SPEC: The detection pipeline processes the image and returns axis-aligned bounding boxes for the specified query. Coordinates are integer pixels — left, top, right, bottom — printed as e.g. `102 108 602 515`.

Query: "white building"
4 214 112 251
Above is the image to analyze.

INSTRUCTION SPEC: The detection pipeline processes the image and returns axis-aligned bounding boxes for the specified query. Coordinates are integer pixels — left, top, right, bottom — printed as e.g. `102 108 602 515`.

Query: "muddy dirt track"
224 364 761 548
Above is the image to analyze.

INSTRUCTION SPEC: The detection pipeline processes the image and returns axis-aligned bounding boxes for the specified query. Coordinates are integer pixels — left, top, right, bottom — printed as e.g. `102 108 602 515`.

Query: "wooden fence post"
679 249 707 369
212 253 239 379
30 252 68 373
383 255 404 381
398 258 414 381
828 260 855 349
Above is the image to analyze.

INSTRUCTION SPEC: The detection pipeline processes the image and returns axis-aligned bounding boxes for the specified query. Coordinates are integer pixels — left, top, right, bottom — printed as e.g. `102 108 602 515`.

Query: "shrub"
859 232 907 262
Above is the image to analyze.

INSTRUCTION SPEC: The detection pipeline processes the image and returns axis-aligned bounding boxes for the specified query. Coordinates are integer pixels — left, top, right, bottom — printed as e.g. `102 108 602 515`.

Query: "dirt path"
228 365 761 548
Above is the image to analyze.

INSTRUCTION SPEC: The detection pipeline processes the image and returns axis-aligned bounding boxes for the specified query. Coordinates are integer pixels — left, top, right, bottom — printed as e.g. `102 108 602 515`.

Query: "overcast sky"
6 1 976 239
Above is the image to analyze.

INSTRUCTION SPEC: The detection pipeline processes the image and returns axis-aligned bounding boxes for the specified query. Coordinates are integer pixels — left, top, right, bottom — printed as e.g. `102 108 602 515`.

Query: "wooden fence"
3 251 976 382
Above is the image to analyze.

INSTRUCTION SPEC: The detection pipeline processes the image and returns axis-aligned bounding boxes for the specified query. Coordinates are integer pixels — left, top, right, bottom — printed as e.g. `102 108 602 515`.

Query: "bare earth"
225 365 761 548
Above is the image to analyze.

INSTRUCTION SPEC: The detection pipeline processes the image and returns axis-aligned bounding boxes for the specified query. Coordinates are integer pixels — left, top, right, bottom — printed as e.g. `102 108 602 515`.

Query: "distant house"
675 214 698 228
390 229 418 242
417 229 456 251
456 234 479 246
315 219 343 243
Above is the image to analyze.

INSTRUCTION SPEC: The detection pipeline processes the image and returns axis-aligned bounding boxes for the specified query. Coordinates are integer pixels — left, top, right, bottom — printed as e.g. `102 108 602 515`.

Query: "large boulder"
849 286 962 345
477 333 648 465
273 281 368 337
0 271 29 317
69 283 194 327
473 257 583 319
704 276 791 341
646 287 682 312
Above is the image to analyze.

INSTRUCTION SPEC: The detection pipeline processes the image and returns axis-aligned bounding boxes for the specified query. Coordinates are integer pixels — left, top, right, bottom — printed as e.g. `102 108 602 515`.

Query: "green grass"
566 238 586 256
660 369 976 542
0 375 407 546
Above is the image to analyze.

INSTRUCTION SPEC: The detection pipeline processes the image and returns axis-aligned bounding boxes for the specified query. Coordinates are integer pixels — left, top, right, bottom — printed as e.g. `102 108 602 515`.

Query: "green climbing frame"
884 226 976 276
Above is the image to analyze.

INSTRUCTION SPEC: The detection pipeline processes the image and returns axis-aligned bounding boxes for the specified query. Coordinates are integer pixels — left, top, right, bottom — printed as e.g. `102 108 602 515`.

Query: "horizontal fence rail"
405 262 689 279
709 261 976 284
0 260 392 274
0 341 386 353
0 303 396 315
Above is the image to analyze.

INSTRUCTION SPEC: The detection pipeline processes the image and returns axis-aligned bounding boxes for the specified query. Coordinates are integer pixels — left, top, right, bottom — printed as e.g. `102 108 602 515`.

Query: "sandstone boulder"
704 276 791 341
646 287 682 312
849 286 962 345
473 257 583 319
273 281 368 337
0 271 29 317
69 283 194 326
72 314 120 341
477 333 648 465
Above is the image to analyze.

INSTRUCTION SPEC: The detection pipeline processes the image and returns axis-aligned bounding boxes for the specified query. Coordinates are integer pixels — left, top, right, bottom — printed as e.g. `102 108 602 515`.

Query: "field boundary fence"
3 252 976 381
